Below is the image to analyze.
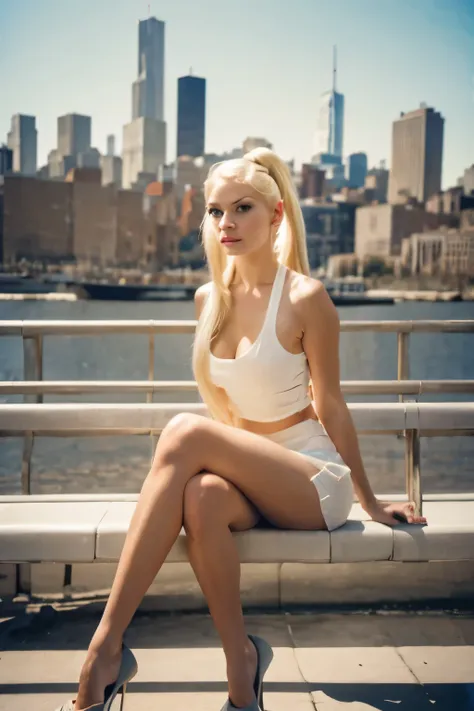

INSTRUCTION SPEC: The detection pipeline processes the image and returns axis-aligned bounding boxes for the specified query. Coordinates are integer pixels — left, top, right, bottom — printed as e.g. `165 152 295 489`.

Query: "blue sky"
1 0 473 188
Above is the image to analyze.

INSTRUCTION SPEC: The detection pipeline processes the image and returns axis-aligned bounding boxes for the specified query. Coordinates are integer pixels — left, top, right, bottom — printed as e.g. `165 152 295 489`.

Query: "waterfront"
1 299 473 496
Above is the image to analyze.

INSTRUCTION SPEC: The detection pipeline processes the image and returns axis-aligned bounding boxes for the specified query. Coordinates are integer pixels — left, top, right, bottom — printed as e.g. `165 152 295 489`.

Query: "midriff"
239 403 319 435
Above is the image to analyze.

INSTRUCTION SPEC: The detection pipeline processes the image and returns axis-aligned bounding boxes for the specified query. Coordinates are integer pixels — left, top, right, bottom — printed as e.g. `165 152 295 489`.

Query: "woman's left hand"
364 499 428 527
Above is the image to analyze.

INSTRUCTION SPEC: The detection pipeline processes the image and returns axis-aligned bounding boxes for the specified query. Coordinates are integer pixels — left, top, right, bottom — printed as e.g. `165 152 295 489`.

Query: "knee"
183 473 228 538
161 412 203 443
152 413 205 471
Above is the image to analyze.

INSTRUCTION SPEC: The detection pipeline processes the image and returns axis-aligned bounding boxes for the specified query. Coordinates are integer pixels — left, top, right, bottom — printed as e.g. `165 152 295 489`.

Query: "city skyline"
1 0 473 188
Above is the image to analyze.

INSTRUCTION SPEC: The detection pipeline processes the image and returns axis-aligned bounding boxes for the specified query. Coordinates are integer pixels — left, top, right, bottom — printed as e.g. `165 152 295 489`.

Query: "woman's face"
206 178 282 256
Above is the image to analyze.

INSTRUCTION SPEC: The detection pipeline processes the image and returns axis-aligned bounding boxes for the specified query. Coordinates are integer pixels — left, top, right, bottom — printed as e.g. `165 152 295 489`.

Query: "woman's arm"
299 280 376 510
298 279 426 527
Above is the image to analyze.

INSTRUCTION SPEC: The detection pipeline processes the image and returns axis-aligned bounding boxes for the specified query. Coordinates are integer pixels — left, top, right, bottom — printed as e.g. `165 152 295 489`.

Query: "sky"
1 0 473 189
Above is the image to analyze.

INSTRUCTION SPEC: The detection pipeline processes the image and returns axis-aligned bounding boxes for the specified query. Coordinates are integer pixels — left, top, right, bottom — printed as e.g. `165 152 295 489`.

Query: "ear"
272 199 284 226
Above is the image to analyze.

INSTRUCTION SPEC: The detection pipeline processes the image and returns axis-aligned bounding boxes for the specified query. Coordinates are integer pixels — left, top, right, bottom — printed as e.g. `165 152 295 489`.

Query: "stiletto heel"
54 644 137 711
249 634 273 711
119 682 127 711
219 634 274 710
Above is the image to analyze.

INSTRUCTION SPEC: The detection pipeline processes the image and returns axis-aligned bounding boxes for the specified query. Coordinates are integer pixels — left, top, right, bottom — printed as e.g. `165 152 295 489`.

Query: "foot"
74 643 122 711
227 637 258 708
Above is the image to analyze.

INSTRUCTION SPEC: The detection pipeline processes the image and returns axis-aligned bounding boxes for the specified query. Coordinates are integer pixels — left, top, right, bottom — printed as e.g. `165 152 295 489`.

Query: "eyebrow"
207 197 252 208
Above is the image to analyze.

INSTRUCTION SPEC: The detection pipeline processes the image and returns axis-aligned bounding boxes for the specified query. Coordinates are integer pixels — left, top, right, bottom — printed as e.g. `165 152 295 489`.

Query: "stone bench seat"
1 494 473 566
1 401 473 601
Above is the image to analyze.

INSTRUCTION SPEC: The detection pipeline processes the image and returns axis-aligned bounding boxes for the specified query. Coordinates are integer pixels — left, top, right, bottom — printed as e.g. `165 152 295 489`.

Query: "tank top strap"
263 262 287 334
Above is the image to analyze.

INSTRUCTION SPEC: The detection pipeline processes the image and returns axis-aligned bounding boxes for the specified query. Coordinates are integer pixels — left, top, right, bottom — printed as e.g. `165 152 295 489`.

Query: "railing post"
147 332 155 404
21 335 43 495
397 331 410 402
19 334 43 595
147 332 159 463
405 429 422 516
398 330 413 497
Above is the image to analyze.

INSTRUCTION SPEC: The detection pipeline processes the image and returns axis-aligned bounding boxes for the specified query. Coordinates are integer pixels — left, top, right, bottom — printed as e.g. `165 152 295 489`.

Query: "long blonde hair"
192 147 311 426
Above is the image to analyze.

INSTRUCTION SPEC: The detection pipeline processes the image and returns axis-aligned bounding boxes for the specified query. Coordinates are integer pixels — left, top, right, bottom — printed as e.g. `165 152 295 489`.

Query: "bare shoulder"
194 281 213 319
287 269 339 331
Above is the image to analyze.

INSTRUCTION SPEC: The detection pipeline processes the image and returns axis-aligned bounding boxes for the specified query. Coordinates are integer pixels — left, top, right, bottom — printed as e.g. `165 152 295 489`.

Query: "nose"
219 212 235 230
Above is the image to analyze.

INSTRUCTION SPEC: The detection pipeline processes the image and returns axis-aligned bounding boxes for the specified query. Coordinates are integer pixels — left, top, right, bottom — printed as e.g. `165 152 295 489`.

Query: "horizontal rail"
1 402 473 433
1 319 474 336
2 428 472 439
1 380 474 395
3 492 473 503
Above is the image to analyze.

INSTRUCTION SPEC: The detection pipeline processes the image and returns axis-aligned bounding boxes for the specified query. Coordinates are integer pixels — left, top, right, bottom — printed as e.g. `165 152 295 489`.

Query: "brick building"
2 175 73 262
1 172 180 269
355 203 458 258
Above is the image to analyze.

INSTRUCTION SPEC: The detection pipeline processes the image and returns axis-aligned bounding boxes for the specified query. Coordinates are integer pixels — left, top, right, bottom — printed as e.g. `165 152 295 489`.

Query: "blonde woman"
57 148 426 711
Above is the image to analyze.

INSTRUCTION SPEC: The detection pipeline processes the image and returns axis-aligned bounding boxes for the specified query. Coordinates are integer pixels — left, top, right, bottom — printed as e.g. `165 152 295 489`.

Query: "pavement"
0 600 474 710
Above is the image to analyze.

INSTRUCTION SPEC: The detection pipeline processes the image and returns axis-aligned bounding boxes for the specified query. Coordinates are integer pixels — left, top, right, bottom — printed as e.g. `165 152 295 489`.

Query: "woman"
57 148 426 711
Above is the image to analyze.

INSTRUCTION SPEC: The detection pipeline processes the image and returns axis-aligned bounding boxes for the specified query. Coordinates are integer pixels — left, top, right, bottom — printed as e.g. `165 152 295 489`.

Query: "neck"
232 258 280 291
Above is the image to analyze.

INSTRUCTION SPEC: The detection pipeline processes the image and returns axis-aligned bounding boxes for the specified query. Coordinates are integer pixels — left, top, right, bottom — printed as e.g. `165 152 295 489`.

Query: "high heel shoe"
55 643 138 711
220 634 274 711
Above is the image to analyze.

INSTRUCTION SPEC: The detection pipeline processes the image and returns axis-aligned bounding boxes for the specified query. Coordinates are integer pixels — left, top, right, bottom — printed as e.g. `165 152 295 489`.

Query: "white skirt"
261 418 354 531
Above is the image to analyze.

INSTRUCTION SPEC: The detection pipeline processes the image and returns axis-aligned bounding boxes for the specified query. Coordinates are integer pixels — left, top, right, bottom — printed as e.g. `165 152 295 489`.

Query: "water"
1 298 473 496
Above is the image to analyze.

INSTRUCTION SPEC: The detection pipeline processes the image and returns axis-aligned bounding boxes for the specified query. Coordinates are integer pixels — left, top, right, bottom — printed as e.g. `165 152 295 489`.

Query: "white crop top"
209 262 312 422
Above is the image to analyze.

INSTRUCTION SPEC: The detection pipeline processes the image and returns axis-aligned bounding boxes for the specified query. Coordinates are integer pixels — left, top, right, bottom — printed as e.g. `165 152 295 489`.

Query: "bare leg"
75 413 326 709
184 473 261 707
76 417 201 708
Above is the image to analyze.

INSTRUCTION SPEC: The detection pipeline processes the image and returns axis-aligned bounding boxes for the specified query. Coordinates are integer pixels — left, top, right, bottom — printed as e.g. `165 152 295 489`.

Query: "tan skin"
71 177 426 711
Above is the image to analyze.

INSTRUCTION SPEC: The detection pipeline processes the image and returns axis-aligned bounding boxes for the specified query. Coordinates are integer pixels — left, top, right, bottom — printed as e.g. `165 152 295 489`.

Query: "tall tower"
57 114 91 157
107 135 115 156
123 16 167 189
7 114 37 175
388 105 444 204
132 17 165 121
176 70 206 158
314 46 344 159
348 152 368 188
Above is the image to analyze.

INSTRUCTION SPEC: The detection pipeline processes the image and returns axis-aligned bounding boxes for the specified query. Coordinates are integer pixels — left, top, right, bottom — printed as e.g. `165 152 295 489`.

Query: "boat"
0 273 58 294
323 276 395 306
74 281 195 301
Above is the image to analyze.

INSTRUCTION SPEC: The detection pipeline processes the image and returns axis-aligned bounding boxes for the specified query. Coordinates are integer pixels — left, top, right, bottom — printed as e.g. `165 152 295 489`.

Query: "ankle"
244 637 255 657
89 630 123 658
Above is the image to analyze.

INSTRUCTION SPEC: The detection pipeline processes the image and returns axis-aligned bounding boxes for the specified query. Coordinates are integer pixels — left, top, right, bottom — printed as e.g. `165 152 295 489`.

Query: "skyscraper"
123 16 167 189
388 105 444 204
132 17 165 121
57 114 91 157
314 47 344 159
348 153 368 188
7 114 37 175
0 145 13 176
107 135 116 157
177 72 206 158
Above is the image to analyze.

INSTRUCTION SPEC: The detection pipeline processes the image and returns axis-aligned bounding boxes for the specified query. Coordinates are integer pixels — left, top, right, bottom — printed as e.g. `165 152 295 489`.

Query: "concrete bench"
1 494 474 566
1 401 473 602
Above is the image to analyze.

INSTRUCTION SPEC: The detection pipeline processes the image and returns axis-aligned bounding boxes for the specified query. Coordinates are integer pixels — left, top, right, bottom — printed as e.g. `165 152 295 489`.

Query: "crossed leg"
74 413 327 709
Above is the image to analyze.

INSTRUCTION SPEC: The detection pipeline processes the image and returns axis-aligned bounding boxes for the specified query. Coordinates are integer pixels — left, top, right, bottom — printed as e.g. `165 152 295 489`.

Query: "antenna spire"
333 45 337 92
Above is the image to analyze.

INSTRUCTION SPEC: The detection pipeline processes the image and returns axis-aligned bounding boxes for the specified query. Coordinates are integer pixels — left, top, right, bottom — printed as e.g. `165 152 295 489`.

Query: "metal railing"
1 319 473 507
